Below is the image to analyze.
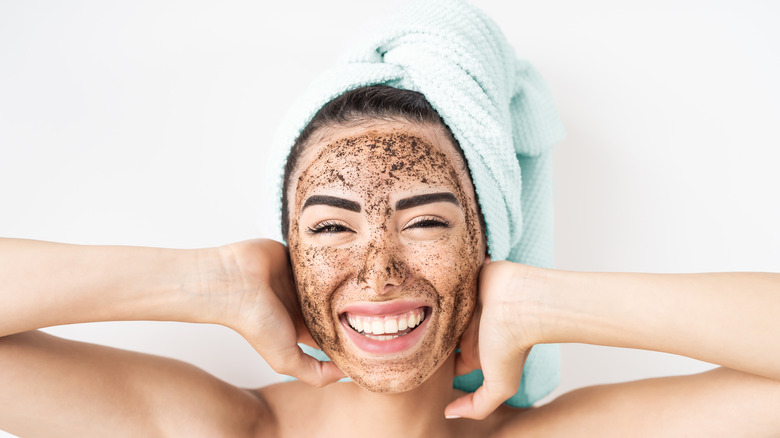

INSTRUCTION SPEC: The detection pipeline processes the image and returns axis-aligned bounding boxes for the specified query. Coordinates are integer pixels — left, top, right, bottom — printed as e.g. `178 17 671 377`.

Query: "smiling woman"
285 109 486 392
2 0 780 437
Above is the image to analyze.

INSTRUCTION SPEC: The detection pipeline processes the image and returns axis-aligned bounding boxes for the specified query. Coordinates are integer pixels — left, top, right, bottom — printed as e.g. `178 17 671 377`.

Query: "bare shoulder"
0 331 273 438
492 368 780 437
487 385 631 437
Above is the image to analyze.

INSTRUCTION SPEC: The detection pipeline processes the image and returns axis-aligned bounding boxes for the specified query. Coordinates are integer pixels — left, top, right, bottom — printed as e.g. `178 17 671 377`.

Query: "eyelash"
306 217 450 235
404 216 451 230
307 220 353 235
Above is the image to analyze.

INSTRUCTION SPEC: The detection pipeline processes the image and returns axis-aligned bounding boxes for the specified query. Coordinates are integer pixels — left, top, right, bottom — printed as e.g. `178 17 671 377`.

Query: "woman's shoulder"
452 387 603 438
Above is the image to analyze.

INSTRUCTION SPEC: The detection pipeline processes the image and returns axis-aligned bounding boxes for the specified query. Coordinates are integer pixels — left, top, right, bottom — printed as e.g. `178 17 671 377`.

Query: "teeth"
344 307 426 339
385 318 398 334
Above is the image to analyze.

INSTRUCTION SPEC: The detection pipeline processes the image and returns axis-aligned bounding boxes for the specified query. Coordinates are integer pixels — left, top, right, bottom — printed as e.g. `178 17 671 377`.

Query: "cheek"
289 241 361 343
291 244 346 292
408 233 480 316
421 230 481 340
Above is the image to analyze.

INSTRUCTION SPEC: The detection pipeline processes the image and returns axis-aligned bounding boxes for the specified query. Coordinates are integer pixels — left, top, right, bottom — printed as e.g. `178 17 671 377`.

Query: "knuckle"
470 407 491 420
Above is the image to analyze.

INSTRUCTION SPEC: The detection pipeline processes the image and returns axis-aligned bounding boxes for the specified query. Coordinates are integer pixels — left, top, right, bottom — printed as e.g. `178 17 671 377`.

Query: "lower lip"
340 311 430 355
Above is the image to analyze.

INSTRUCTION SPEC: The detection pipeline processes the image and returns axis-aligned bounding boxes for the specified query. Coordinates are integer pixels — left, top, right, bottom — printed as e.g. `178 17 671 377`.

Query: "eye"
307 220 355 235
403 216 451 231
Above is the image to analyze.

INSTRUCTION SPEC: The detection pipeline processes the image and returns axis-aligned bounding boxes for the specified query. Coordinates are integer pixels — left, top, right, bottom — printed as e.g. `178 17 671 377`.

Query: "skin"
286 120 486 393
2 121 780 437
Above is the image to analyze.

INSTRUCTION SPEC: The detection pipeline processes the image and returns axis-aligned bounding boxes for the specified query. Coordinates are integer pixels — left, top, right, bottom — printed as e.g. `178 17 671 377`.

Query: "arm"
504 367 780 437
0 237 343 382
540 269 780 380
0 330 270 437
0 237 342 436
0 238 213 336
448 262 780 422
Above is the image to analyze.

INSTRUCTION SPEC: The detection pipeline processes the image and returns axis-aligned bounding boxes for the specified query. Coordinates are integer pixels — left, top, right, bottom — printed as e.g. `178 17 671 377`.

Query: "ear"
483 253 491 266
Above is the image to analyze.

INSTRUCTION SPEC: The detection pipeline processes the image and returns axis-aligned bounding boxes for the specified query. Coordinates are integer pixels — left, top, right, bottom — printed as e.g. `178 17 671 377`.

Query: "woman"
3 0 780 436
1 84 779 437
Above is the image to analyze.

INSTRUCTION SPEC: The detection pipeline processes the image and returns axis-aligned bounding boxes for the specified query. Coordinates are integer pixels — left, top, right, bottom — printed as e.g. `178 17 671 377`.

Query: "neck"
324 353 459 438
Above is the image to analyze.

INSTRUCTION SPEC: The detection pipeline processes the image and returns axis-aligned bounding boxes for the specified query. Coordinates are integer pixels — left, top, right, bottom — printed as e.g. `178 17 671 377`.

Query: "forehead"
291 122 470 200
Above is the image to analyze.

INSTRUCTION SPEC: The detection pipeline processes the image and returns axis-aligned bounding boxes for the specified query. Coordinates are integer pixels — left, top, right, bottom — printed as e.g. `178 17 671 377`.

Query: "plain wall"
1 0 778 434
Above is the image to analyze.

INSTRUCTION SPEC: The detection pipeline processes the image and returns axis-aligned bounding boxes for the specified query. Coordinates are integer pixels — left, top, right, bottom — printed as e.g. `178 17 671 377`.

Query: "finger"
446 344 525 419
271 344 346 388
444 379 516 420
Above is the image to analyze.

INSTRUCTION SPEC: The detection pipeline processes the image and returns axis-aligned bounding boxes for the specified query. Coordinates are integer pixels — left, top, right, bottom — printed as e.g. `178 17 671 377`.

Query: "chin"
354 373 424 393
324 332 456 394
340 358 436 393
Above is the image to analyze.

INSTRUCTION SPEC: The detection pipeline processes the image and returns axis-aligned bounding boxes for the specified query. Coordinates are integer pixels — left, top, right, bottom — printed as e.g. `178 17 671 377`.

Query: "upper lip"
338 300 430 316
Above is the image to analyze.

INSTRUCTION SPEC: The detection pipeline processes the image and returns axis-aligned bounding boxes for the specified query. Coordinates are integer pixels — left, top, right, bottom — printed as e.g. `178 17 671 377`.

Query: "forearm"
0 238 226 336
536 269 780 379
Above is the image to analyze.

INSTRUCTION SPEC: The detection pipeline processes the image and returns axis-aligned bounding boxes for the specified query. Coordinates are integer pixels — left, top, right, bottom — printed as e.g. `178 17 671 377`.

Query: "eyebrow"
302 195 361 212
396 192 460 210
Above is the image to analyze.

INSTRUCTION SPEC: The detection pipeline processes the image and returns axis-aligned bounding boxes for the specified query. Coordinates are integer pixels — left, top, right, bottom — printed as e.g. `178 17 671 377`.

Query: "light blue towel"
270 0 565 407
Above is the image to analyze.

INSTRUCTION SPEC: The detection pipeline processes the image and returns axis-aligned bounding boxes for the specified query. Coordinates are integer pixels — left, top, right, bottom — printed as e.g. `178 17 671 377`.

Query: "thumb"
272 344 346 388
445 348 529 419
444 378 517 420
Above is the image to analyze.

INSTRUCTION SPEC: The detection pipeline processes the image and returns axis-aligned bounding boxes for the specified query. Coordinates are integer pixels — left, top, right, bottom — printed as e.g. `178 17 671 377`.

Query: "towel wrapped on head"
270 0 565 407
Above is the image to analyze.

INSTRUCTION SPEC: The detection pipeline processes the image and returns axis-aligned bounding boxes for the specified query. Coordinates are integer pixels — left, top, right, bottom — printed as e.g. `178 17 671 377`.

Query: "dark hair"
281 84 464 240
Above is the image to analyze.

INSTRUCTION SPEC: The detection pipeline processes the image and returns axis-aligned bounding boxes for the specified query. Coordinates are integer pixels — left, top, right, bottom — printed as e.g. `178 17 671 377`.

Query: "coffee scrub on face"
287 125 485 393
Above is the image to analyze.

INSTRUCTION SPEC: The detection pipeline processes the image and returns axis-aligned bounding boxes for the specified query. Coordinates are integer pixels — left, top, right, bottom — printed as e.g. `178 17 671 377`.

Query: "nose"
356 240 408 294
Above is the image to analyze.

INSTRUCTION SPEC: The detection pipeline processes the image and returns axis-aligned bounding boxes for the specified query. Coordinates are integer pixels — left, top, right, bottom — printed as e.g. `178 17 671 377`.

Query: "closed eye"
403 216 451 230
307 220 354 235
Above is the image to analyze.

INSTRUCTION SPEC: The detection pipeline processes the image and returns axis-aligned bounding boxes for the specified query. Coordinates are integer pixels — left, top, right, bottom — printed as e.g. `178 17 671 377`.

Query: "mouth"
342 307 427 340
337 303 432 355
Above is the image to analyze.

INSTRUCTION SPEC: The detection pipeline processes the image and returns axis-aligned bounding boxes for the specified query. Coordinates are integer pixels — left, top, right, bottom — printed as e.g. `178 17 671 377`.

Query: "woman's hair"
281 84 466 240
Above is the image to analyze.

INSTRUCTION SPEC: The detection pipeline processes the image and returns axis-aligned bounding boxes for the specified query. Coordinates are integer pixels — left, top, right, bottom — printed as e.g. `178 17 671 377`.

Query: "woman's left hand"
445 260 544 420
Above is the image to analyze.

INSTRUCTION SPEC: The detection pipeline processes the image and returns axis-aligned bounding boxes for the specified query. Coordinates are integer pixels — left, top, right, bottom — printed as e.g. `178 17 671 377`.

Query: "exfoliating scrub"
287 125 485 392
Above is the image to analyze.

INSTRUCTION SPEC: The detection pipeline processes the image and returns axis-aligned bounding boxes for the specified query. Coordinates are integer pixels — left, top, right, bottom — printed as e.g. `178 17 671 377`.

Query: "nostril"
356 250 408 291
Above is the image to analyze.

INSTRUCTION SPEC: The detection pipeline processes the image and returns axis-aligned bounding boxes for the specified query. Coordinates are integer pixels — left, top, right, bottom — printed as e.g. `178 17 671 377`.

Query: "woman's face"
286 120 486 392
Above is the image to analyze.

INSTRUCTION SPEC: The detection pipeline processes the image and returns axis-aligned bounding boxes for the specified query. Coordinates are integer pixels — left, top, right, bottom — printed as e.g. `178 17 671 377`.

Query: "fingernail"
445 414 461 419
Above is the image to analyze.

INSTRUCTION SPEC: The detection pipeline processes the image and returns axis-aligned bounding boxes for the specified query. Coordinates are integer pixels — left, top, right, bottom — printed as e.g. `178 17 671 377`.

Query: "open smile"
344 307 427 340
338 303 432 354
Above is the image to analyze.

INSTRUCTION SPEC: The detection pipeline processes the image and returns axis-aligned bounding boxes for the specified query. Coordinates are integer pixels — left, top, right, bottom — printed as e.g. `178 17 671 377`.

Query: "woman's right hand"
214 239 345 387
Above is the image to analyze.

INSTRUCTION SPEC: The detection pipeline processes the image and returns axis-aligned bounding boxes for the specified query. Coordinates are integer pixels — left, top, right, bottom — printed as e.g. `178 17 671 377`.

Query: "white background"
1 0 779 434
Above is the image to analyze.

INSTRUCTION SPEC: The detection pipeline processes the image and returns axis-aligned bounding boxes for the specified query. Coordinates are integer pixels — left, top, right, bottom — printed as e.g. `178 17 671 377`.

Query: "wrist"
190 245 245 327
206 239 285 331
509 264 579 345
136 246 229 325
533 268 616 345
507 263 552 345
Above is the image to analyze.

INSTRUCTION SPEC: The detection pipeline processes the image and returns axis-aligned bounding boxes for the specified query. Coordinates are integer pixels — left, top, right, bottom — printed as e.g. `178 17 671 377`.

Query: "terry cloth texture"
270 0 565 407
